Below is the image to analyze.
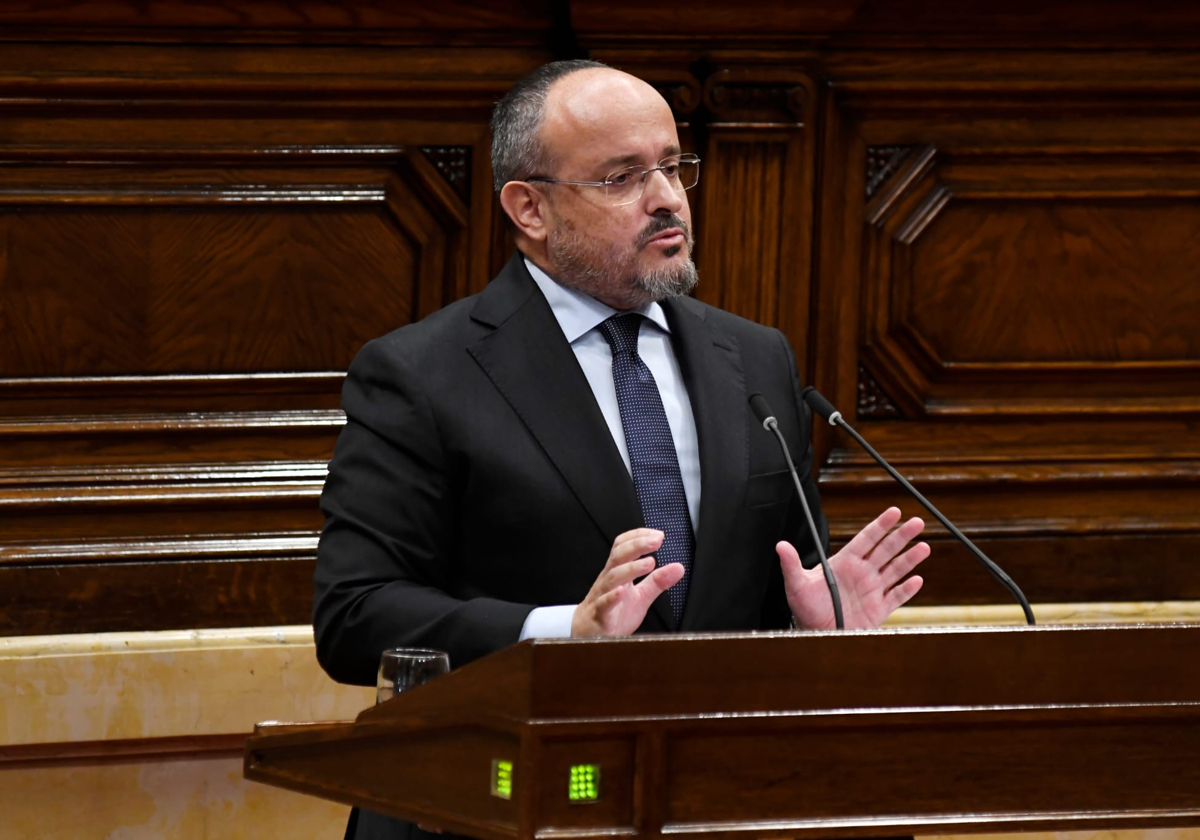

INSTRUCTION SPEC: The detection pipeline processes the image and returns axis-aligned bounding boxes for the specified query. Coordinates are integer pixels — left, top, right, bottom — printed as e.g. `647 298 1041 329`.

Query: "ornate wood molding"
866 146 916 198
584 60 704 119
647 72 704 117
420 146 472 200
702 69 805 123
856 364 903 420
857 144 1200 419
582 63 810 124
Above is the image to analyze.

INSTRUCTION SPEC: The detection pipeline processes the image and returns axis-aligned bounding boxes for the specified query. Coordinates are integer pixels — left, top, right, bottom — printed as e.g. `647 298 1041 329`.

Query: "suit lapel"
662 297 750 632
467 256 645 572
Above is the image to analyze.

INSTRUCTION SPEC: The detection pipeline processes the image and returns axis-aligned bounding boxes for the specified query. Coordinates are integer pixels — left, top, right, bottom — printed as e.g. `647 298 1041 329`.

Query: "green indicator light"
491 759 514 800
567 764 600 803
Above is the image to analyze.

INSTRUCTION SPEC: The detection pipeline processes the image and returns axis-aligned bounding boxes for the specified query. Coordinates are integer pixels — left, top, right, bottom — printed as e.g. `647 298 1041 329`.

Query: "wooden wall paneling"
817 423 1200 606
0 552 319 635
694 68 816 360
461 141 507 299
0 161 465 417
859 149 1200 419
0 164 434 376
0 38 551 635
572 0 1200 46
809 75 868 461
0 0 559 43
5 2 1200 632
858 143 943 420
810 48 1200 608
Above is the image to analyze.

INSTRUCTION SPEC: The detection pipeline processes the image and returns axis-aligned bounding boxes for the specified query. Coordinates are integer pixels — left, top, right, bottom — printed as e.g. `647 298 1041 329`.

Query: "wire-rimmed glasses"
525 154 700 206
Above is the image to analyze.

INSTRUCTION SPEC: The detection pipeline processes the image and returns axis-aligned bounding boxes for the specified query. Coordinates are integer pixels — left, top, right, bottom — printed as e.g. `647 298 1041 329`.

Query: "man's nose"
642 168 685 215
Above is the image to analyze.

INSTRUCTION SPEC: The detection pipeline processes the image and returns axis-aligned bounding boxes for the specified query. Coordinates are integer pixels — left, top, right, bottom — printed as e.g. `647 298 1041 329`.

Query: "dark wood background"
2 0 1197 635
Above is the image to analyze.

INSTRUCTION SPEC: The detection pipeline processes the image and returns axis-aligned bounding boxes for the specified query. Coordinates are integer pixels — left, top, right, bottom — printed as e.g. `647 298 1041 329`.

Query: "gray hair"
491 59 610 192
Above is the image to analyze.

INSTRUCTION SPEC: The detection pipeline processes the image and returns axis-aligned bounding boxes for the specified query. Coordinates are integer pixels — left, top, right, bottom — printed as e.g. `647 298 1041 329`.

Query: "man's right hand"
571 528 685 637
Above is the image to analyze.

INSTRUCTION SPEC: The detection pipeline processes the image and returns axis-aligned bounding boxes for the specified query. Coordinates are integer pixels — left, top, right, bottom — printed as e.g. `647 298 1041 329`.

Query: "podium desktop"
245 625 1200 839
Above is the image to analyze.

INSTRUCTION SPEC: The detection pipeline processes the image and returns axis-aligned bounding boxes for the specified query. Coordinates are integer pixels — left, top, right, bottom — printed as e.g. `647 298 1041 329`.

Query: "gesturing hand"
571 528 685 637
780 506 929 631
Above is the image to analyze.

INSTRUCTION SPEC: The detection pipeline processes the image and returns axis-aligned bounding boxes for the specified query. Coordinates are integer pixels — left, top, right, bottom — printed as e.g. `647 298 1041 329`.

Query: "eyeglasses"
525 154 701 207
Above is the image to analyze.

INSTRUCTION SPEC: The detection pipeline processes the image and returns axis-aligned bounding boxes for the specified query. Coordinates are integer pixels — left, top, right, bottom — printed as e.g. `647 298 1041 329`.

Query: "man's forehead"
548 68 655 116
541 68 678 163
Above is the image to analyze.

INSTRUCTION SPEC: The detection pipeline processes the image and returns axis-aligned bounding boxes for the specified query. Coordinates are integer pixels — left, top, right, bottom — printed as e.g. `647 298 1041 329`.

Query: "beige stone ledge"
0 626 368 838
0 753 351 840
885 600 1200 627
0 624 321 657
0 625 372 749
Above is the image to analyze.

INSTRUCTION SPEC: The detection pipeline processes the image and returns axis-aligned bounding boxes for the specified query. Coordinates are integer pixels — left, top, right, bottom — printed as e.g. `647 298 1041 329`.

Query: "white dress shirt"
518 257 701 639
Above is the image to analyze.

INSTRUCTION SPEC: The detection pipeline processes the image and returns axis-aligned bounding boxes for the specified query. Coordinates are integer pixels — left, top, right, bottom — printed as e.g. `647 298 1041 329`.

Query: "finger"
633 561 685 600
603 556 657 590
866 516 925 567
590 584 627 617
611 528 664 553
776 540 804 580
886 574 924 611
878 541 930 589
842 507 903 558
605 531 664 569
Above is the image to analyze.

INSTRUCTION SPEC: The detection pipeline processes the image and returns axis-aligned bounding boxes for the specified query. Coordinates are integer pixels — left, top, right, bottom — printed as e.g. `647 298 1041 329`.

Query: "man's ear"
499 181 549 243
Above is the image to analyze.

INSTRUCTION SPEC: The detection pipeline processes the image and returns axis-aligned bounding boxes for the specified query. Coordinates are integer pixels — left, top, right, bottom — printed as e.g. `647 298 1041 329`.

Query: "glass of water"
376 648 450 705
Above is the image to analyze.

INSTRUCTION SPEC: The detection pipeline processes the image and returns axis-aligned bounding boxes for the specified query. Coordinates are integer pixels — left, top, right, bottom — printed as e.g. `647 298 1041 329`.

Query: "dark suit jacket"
313 253 829 839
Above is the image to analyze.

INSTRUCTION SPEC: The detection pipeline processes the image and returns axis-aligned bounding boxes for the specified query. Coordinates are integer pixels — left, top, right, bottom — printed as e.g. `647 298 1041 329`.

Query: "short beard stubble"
547 214 699 311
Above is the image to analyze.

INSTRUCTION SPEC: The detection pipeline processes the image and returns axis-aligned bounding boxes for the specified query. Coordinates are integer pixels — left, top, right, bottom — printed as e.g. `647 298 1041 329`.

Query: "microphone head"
801 386 842 425
747 392 776 429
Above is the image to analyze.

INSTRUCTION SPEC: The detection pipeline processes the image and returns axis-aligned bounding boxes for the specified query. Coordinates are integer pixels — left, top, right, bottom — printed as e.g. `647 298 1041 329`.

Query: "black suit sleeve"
758 328 832 630
779 329 831 568
313 338 535 686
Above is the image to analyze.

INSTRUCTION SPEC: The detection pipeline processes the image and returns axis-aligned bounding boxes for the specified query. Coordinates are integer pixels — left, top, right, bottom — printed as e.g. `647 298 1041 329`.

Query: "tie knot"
598 313 643 356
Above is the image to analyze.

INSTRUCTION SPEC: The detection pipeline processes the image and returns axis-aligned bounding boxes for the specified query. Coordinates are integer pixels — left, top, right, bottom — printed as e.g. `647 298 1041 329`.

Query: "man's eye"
609 172 634 186
661 165 679 177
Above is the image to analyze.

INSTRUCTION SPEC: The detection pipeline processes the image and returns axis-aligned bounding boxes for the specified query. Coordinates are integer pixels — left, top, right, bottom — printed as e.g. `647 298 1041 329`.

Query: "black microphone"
748 393 843 630
801 386 1036 625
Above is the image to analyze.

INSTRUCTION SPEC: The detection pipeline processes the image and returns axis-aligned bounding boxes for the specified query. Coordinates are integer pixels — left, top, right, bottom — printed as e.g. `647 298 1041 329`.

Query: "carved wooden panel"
860 147 1200 419
695 135 797 323
857 364 902 420
0 33 534 635
0 159 464 378
809 49 1200 609
911 201 1200 364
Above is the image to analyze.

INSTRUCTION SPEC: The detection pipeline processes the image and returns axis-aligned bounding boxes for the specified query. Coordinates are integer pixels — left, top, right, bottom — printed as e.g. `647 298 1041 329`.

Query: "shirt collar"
525 256 671 344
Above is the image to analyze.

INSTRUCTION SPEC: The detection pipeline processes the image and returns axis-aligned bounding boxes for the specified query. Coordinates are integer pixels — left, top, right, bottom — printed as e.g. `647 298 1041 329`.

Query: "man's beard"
547 215 698 311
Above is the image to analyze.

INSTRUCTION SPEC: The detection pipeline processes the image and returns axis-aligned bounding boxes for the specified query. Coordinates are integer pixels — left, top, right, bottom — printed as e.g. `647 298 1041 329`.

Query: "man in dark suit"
314 59 930 840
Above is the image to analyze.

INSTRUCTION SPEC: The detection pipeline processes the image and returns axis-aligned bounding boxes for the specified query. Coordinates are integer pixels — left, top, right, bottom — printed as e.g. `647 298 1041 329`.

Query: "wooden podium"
245 625 1200 839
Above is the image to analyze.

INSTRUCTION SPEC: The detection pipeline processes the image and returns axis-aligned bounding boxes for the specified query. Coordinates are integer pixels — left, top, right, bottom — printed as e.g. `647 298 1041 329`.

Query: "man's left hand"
778 506 929 631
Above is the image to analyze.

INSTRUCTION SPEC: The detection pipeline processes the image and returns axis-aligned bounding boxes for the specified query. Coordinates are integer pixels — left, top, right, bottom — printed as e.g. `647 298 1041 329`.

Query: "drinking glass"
376 648 450 705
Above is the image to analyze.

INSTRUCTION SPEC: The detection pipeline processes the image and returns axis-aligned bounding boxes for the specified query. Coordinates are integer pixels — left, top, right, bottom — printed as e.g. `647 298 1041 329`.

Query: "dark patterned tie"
598 313 694 625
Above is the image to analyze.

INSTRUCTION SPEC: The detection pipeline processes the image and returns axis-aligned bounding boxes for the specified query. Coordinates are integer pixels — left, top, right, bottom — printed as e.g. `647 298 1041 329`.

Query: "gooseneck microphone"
801 386 1036 626
748 393 843 630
